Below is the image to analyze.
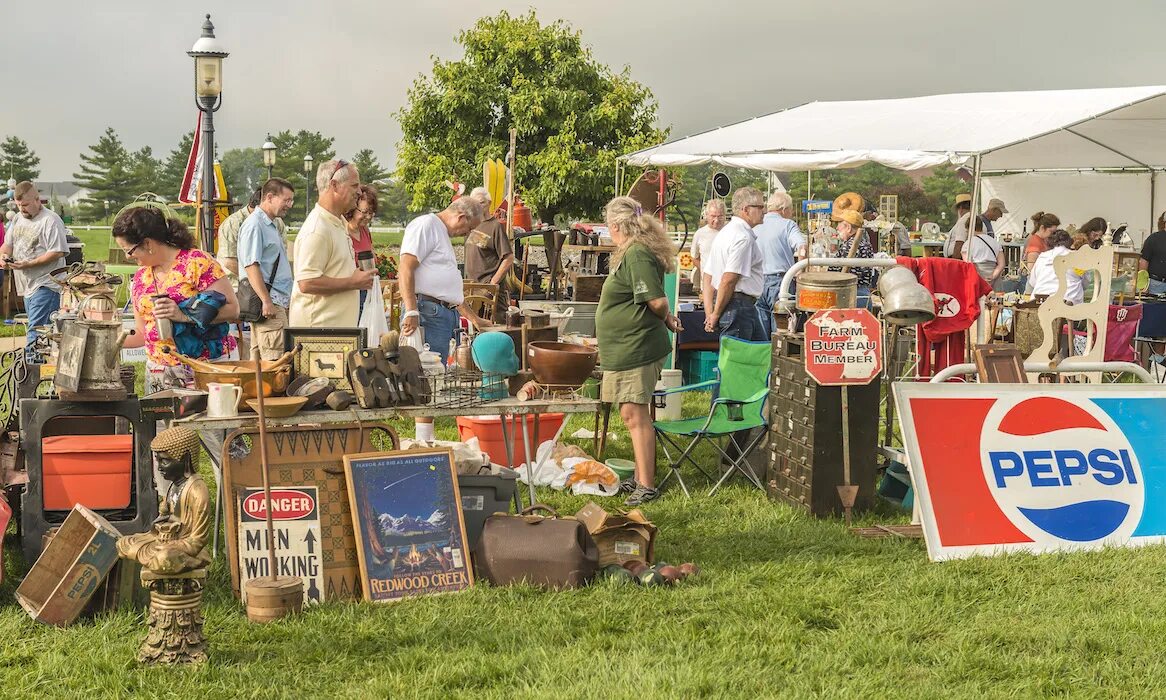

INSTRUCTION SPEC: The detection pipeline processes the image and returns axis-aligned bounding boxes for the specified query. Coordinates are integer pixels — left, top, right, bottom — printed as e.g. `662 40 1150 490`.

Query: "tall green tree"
73 127 135 218
396 10 667 222
157 131 194 202
377 178 417 226
269 130 336 195
0 136 41 182
352 148 390 186
127 146 161 197
220 147 264 204
920 165 971 226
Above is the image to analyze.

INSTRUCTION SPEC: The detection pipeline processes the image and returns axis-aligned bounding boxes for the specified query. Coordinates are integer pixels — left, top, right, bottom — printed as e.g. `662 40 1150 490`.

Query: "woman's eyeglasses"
122 242 142 257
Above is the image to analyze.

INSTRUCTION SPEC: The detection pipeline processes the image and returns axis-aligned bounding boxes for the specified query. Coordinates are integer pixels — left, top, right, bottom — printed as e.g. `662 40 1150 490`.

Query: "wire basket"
422 366 509 408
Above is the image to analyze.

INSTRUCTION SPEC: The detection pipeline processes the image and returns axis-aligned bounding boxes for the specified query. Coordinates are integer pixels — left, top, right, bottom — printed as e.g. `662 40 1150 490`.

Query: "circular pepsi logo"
980 396 1143 543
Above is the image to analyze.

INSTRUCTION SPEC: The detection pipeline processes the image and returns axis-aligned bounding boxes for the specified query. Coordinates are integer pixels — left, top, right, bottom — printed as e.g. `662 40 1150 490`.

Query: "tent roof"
621 86 1166 173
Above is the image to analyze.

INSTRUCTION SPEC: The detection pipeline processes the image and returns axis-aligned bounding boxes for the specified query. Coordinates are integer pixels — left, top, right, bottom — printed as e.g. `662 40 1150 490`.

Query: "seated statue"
117 426 212 575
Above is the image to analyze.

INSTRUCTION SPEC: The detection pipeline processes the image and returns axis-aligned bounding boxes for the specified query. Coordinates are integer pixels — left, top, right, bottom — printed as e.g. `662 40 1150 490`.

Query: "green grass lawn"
3 387 1166 696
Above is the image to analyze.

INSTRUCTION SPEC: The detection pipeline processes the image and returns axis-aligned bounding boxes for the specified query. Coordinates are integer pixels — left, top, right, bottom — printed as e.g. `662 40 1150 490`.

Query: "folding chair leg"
654 429 696 498
707 429 768 496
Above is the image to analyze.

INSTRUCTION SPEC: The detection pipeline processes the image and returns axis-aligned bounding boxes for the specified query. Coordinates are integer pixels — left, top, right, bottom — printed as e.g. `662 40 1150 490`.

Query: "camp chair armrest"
712 387 769 407
653 379 719 397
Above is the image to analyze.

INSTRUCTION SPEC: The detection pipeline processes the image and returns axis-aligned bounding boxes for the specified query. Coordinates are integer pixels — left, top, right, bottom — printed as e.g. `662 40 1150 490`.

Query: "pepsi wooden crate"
16 505 121 626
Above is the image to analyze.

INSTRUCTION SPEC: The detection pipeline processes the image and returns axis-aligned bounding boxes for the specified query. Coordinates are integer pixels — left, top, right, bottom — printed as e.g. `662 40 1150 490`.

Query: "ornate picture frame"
283 327 367 392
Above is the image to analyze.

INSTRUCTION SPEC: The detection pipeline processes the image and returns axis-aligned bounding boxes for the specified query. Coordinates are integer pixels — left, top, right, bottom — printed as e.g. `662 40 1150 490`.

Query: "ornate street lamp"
303 154 314 221
188 14 228 252
262 134 277 181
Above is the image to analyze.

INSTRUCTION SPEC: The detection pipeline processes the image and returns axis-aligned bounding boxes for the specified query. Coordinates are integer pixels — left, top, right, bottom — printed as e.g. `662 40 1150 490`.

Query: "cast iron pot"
526 341 598 389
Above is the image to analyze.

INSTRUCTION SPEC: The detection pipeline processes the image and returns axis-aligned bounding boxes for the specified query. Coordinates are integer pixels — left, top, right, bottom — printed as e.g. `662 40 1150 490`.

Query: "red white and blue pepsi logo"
899 386 1166 560
979 397 1143 543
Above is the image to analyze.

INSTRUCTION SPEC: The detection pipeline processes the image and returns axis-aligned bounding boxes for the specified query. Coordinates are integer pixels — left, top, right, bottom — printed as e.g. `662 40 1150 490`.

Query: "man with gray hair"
690 198 725 295
290 159 374 327
702 187 766 341
464 186 514 305
754 191 806 336
400 196 488 443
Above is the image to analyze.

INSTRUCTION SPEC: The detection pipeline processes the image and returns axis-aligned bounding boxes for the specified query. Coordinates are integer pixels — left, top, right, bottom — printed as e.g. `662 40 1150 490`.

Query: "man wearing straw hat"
946 195 1007 258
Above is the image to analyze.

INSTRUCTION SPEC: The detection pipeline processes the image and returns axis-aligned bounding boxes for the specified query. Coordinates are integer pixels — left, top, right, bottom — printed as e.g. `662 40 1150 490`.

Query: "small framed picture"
283 327 367 392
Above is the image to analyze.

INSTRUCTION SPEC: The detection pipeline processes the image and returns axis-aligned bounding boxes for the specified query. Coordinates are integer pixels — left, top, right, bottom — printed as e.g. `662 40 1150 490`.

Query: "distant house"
33 181 91 217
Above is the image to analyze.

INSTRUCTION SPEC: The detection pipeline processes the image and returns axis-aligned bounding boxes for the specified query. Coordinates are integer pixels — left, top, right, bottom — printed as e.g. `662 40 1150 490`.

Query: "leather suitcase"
475 505 599 589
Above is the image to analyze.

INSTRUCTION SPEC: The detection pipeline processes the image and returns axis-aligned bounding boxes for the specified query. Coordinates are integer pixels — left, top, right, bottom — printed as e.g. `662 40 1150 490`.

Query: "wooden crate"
16 505 120 626
571 274 606 302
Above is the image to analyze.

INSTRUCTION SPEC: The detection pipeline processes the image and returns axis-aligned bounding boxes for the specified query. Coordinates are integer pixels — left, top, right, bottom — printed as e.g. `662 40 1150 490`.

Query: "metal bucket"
796 271 857 311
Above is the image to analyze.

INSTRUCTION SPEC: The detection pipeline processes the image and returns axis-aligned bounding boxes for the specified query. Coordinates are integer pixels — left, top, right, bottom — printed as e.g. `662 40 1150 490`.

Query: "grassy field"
3 385 1166 698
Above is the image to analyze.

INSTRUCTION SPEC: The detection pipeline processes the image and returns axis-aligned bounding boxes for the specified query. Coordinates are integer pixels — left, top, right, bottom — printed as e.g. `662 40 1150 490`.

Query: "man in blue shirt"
753 192 805 336
238 178 296 360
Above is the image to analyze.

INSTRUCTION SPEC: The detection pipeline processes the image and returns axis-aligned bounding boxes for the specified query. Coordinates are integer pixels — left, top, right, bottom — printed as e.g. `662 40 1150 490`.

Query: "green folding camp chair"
653 336 771 497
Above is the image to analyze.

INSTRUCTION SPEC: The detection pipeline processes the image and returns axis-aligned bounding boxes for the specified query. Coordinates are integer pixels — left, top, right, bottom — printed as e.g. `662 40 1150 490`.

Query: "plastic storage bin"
41 434 133 511
456 413 566 466
680 350 719 385
457 470 518 550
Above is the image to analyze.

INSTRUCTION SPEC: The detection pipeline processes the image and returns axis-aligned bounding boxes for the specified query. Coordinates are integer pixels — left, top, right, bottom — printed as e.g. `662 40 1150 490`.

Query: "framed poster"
283 327 366 392
343 449 473 602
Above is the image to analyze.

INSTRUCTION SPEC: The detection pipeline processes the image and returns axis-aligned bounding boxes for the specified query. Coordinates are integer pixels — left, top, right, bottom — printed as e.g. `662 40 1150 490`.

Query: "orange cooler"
41 435 134 511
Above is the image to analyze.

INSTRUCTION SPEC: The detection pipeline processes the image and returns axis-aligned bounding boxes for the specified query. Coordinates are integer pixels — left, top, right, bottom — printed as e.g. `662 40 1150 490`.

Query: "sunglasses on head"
328 159 349 182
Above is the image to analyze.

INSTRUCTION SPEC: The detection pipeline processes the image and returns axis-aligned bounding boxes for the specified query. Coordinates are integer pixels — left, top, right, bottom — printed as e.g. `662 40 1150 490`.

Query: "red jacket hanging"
896 256 992 342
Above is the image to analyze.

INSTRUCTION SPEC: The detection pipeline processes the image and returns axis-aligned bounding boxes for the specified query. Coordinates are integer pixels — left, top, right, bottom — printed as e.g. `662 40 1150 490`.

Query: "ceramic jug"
207 382 243 418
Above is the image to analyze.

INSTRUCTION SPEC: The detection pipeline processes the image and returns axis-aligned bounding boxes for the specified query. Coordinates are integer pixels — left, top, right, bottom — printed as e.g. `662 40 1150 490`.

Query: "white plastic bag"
359 276 389 342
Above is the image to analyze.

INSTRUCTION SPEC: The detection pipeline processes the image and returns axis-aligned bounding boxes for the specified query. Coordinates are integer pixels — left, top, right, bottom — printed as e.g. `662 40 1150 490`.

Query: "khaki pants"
250 305 288 361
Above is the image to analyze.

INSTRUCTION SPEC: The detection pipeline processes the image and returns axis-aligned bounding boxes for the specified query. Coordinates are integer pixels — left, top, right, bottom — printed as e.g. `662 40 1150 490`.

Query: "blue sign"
803 199 832 214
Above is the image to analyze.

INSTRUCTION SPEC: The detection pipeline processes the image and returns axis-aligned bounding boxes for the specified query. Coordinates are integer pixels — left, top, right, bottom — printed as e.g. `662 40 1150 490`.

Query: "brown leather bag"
475 505 599 589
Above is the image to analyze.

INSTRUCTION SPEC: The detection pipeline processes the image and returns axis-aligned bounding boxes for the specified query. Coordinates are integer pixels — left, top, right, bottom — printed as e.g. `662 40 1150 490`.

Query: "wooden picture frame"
343 449 474 603
974 343 1027 384
283 327 367 392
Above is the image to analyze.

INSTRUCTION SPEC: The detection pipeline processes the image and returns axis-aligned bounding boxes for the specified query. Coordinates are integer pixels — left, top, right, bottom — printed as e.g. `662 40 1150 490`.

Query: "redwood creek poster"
343 449 473 602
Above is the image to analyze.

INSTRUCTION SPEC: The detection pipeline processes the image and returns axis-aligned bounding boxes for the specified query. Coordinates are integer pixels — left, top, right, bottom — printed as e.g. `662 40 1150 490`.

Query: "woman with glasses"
114 207 239 392
344 184 378 312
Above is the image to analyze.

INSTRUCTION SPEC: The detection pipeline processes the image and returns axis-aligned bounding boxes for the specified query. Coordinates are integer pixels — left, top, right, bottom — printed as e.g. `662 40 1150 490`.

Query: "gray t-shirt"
9 208 68 295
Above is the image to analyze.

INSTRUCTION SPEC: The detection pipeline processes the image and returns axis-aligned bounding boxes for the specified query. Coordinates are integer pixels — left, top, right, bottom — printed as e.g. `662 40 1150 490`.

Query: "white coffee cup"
207 383 243 418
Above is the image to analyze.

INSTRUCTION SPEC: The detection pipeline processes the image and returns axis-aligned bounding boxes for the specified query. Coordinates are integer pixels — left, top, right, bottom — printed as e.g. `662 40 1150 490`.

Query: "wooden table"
176 397 602 504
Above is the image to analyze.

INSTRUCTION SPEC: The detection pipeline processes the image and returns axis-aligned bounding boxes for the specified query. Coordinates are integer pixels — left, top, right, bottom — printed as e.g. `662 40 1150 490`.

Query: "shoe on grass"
624 484 659 507
618 477 637 494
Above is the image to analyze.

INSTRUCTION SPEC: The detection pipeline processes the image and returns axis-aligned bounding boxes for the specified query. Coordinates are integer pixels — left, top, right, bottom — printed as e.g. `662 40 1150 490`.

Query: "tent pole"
969 154 983 359
1150 173 1156 245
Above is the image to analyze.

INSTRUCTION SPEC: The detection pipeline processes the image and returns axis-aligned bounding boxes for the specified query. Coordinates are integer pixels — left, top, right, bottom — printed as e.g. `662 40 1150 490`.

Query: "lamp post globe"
303 154 314 221
262 135 277 181
188 14 229 252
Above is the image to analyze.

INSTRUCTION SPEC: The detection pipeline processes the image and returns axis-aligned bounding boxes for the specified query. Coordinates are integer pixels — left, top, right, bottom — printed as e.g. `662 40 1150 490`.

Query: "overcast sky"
7 0 1166 181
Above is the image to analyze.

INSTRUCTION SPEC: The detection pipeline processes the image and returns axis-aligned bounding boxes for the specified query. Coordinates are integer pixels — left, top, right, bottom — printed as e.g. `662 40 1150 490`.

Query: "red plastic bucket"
456 413 565 466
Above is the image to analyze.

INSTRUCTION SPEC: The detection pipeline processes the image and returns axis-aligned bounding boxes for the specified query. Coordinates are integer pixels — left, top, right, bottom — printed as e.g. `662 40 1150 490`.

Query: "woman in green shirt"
596 196 682 506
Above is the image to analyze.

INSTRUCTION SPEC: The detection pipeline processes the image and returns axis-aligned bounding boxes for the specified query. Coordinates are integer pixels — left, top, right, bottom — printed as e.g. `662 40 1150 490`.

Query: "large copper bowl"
526 341 598 389
191 360 291 400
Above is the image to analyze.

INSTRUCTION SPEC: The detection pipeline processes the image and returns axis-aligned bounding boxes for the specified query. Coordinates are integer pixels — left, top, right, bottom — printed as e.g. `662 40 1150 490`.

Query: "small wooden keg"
244 576 304 623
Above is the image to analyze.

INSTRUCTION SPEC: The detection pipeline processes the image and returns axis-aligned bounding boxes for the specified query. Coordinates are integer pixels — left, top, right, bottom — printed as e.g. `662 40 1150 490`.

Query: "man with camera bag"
237 178 295 360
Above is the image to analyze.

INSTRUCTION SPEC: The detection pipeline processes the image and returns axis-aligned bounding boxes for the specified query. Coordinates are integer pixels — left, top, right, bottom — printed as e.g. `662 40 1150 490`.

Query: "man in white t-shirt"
702 187 766 341
0 182 69 358
960 216 1005 287
400 197 487 443
946 195 1008 258
689 198 725 293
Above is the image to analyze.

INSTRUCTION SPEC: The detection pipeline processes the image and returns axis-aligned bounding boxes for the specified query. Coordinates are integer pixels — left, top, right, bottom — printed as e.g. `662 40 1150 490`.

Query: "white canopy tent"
621 86 1166 241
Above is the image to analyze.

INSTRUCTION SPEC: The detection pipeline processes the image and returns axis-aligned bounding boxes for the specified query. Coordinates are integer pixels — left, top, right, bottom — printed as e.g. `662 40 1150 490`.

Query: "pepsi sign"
895 384 1166 561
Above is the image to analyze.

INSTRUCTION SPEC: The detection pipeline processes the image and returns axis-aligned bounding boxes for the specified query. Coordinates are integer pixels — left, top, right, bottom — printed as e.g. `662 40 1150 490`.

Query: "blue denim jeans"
757 272 796 337
419 298 459 364
718 293 767 342
857 285 872 310
1150 278 1166 295
25 285 60 360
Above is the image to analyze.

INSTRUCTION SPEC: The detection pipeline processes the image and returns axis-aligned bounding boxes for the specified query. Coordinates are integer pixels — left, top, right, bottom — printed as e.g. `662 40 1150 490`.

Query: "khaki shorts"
601 358 664 405
250 305 288 361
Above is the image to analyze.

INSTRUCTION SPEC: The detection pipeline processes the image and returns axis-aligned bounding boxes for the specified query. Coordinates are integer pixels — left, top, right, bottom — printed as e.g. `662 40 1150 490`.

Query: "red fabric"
916 330 966 379
896 256 992 343
1105 304 1142 362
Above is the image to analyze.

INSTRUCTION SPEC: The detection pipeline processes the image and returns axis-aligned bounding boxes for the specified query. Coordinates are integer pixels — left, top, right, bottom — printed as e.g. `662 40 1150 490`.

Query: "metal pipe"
929 361 1154 384
776 257 899 309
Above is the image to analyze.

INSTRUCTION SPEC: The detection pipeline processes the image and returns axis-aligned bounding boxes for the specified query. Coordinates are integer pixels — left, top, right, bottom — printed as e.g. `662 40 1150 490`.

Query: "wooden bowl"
245 395 308 418
192 361 291 400
526 341 598 388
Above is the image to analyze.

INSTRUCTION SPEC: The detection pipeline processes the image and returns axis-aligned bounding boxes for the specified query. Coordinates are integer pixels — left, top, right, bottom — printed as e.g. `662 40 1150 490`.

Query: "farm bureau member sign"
237 486 325 604
804 308 882 385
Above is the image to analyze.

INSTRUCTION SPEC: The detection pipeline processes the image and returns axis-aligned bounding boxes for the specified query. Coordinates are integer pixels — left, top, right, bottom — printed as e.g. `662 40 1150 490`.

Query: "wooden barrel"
244 576 303 623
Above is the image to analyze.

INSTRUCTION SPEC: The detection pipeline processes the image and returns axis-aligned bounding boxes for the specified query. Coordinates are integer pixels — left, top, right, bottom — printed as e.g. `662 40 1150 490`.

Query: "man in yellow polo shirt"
290 159 374 327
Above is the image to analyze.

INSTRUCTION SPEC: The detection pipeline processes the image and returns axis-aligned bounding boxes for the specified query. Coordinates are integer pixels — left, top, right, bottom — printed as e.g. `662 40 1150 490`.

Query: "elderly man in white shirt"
702 187 767 341
689 198 725 293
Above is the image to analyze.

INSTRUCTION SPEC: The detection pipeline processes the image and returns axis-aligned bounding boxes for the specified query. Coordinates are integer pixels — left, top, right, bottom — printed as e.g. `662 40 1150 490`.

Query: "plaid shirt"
832 233 875 287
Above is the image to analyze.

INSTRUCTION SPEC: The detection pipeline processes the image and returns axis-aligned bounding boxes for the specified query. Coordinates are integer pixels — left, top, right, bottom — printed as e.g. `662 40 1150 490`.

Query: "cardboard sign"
803 308 882 385
895 383 1166 561
237 486 325 604
344 449 473 603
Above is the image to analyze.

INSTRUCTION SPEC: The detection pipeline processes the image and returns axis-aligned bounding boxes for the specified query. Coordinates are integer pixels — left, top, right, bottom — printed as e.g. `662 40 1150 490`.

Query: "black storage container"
457 469 519 550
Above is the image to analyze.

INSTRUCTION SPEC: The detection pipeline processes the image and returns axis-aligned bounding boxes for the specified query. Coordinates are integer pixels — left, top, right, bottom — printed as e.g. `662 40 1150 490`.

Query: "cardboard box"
16 505 120 626
575 502 657 567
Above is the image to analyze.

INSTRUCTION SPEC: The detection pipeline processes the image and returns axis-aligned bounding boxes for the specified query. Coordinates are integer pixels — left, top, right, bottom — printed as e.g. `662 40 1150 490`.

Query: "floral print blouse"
130 248 236 365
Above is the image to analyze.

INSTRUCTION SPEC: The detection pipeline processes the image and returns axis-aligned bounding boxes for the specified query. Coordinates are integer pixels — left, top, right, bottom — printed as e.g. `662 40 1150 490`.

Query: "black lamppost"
262 134 277 181
303 154 314 221
188 14 228 252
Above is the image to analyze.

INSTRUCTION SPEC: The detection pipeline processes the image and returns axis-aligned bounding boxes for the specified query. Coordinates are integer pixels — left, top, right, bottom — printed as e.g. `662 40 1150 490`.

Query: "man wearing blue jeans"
754 192 806 337
1140 218 1166 295
0 183 68 360
703 187 767 341
399 197 488 442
